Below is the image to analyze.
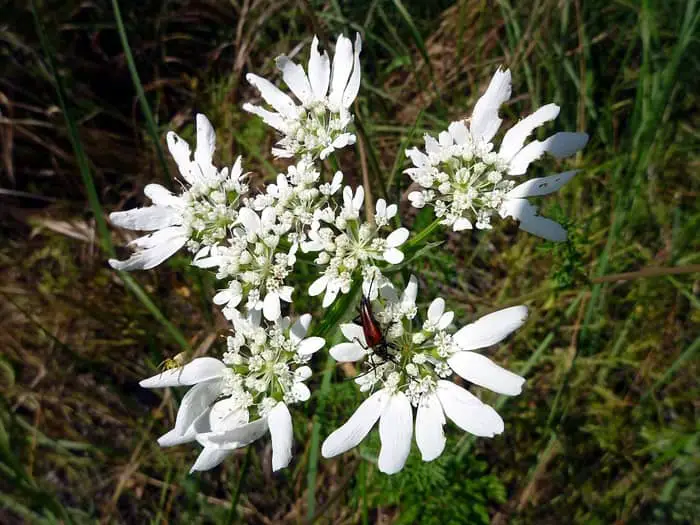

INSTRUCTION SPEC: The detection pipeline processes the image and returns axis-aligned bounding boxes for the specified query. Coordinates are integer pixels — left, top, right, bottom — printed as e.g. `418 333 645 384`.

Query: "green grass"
1 0 698 523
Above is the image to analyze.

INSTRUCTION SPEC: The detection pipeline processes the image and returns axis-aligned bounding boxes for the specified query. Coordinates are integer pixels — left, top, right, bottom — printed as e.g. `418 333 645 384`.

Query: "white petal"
322 286 340 308
383 248 404 264
322 389 388 458
209 399 249 433
290 313 312 343
237 207 261 235
406 147 428 168
263 292 281 321
246 73 297 119
470 68 512 143
292 382 311 402
108 230 187 271
340 323 366 345
428 298 445 323
144 184 183 208
436 381 504 437
378 392 413 474
500 199 567 241
199 417 268 450
109 206 179 231
453 217 473 231
342 33 362 108
499 103 560 161
268 403 293 471
448 351 525 395
453 305 528 350
507 170 578 198
298 336 325 356
190 447 231 472
415 392 446 462
328 34 354 109
275 56 312 105
447 120 469 144
194 114 216 167
386 227 409 248
139 357 226 388
308 275 328 296
330 342 366 362
438 311 454 330
508 132 589 175
295 365 312 381
308 36 330 100
402 275 418 304
166 132 193 181
174 381 222 436
242 103 285 131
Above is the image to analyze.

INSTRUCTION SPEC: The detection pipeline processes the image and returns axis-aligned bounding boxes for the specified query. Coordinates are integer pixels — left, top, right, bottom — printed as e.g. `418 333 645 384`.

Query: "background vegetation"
1 0 698 523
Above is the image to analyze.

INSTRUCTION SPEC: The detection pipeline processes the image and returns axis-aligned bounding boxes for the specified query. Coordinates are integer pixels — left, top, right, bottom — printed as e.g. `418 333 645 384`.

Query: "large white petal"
470 68 512 143
139 357 226 388
322 389 388 457
173 381 222 436
308 36 330 100
194 114 216 168
242 103 285 131
386 227 409 248
330 342 366 362
268 403 293 471
340 323 366 345
507 170 578 199
500 199 567 241
158 407 211 447
190 447 231 472
453 305 528 350
415 392 446 462
428 298 445 324
199 417 268 450
246 73 297 119
448 351 525 395
237 207 261 236
308 275 328 297
499 103 560 161
166 132 193 181
382 247 404 264
108 228 187 271
342 33 362 108
508 132 589 175
109 206 180 231
290 313 312 343
144 184 184 208
298 336 325 356
378 392 413 474
436 381 504 437
402 275 418 305
448 120 469 145
263 292 281 321
275 56 312 105
328 34 354 109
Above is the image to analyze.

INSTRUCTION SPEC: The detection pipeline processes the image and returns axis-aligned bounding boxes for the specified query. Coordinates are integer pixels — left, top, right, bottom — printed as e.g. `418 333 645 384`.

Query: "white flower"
305 185 409 307
405 68 588 241
109 114 246 270
322 277 528 472
244 34 362 159
140 313 324 473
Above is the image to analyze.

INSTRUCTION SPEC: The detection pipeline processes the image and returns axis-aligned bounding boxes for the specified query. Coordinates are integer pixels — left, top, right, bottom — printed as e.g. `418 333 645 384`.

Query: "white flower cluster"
406 68 588 241
244 34 361 160
108 34 588 476
324 277 527 473
140 311 324 472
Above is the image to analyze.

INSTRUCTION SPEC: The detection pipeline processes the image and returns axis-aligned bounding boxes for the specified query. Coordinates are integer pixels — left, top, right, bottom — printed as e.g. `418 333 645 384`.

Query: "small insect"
158 352 187 372
349 280 399 381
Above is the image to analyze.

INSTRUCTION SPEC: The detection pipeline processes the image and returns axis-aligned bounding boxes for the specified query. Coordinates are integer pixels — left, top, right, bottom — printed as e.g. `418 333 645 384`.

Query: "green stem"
406 217 442 248
226 447 252 525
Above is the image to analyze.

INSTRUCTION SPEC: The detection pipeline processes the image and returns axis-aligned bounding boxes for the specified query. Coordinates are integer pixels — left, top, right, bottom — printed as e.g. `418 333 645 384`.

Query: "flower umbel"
405 68 588 240
244 34 362 160
323 277 527 473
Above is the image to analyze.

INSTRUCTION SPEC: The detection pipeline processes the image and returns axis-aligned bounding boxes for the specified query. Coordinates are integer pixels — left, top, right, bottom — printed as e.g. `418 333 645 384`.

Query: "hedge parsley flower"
140 313 324 472
405 68 588 241
244 34 362 159
322 277 527 473
109 114 246 270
